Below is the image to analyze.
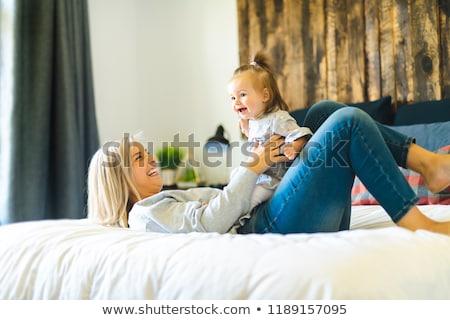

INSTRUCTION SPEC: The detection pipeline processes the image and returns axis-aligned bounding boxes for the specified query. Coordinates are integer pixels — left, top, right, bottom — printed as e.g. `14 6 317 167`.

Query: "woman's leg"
239 107 419 234
303 100 413 168
305 100 450 193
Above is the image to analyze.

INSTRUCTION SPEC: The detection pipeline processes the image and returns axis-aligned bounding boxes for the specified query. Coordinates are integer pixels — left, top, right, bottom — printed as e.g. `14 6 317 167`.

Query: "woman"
87 100 450 236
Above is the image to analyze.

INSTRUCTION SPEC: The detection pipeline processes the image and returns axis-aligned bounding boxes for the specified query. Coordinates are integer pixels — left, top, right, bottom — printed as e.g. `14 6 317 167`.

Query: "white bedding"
0 205 449 299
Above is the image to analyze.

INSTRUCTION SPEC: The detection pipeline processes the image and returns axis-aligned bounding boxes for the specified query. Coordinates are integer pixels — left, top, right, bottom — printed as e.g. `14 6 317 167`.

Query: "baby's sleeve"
272 111 313 143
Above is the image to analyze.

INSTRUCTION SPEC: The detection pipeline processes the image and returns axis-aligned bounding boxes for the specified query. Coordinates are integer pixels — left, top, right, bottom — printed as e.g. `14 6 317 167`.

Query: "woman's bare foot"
422 153 450 193
398 206 450 236
407 144 450 193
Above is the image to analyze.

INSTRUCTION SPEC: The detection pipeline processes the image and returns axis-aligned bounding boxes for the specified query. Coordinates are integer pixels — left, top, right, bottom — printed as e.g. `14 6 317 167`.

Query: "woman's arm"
129 135 288 233
129 167 258 233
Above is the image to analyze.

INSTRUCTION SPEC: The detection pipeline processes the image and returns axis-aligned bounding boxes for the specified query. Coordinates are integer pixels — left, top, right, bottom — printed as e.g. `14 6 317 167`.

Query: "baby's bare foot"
424 154 450 193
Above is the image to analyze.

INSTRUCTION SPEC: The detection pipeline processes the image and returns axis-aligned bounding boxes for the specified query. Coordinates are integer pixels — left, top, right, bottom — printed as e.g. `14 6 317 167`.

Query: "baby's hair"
232 51 289 114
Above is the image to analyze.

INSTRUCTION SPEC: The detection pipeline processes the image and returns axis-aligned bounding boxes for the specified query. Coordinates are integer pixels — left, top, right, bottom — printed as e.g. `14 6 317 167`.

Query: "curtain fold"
0 0 99 224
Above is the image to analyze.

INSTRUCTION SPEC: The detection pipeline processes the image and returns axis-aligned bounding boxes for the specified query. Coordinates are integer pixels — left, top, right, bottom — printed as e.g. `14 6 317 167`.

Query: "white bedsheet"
0 205 449 299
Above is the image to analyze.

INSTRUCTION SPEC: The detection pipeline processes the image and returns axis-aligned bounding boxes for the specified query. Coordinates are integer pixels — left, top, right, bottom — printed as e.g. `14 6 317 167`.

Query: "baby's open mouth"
237 107 247 113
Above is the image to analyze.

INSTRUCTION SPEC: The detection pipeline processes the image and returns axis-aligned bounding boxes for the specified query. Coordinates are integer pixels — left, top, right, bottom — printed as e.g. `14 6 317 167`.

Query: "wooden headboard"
237 0 450 111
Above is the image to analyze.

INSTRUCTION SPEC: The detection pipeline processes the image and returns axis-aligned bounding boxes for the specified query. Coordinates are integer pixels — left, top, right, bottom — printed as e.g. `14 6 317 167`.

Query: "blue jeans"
238 100 419 234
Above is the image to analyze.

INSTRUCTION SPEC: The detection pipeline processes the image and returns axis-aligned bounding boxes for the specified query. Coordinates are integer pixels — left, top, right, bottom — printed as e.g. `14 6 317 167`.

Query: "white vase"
161 169 177 186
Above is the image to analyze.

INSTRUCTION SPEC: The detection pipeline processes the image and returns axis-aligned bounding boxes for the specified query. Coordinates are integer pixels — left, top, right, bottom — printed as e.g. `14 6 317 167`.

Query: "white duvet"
0 205 449 299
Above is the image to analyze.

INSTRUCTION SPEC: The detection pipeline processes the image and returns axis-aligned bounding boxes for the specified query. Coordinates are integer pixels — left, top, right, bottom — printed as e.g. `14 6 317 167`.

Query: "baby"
228 52 312 209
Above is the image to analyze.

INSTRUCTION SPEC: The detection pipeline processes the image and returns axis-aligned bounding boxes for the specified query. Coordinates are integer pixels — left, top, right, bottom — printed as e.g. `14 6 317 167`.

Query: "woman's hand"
242 135 288 175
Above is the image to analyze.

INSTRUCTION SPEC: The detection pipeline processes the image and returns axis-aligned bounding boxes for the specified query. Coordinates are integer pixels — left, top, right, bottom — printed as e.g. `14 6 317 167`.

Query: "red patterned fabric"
351 145 450 205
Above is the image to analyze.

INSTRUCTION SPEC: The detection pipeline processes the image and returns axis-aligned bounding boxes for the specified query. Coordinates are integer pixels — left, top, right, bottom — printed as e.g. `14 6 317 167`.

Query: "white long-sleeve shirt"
128 166 258 234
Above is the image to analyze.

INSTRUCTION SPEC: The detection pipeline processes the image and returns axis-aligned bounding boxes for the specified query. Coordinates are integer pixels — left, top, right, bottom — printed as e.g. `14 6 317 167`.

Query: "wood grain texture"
365 0 382 100
237 0 450 110
439 0 450 98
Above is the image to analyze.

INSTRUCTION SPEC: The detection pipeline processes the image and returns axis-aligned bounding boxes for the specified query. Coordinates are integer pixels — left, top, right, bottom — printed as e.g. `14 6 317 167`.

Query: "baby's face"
228 73 268 120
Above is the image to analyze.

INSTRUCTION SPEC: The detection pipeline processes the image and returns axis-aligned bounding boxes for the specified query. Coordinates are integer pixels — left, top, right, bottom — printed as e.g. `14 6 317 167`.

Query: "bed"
0 98 449 300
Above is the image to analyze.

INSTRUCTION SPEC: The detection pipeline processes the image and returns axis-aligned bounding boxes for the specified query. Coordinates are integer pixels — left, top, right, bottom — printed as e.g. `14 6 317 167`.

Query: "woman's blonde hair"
232 51 289 114
87 135 142 227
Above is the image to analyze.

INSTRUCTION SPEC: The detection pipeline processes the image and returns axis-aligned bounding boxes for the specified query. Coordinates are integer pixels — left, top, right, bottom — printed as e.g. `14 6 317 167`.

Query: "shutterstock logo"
101 133 244 168
100 132 351 169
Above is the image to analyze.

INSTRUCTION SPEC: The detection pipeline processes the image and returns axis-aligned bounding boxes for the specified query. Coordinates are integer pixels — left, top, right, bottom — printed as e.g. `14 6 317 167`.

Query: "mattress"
0 205 449 299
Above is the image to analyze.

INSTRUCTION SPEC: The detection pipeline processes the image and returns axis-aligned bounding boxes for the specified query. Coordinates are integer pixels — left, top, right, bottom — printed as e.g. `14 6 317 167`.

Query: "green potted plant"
156 146 184 186
176 151 201 189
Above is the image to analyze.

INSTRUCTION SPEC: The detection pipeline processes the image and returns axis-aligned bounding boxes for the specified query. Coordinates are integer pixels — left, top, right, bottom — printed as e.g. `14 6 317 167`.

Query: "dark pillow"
290 96 394 126
349 96 394 125
394 99 450 125
290 108 310 126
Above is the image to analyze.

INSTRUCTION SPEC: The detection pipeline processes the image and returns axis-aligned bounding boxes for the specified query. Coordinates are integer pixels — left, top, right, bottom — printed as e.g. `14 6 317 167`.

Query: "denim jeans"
238 100 419 234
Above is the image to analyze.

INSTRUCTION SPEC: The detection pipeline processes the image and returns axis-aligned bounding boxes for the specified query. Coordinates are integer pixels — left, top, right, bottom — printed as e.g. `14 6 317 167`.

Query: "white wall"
88 0 242 183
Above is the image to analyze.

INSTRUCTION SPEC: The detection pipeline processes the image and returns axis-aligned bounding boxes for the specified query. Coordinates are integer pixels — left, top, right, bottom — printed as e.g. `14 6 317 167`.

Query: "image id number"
267 304 347 315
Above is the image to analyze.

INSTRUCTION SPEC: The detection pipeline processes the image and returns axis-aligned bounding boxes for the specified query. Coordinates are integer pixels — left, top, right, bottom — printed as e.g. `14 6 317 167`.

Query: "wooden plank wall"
237 0 450 111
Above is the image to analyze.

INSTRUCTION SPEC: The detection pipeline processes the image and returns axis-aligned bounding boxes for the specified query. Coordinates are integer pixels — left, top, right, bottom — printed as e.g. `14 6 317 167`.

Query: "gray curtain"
0 0 99 224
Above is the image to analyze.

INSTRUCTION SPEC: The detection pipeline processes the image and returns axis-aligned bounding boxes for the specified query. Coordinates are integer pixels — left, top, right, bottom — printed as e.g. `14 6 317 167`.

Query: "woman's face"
130 144 163 200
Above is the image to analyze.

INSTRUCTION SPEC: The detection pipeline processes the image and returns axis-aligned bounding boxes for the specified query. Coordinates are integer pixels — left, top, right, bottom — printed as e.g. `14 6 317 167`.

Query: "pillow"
290 108 310 126
290 96 394 126
349 96 395 125
394 99 450 125
389 121 450 151
351 145 450 205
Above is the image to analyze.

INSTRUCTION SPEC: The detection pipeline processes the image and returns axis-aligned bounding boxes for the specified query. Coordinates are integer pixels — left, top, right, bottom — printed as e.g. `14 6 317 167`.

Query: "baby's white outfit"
243 109 312 209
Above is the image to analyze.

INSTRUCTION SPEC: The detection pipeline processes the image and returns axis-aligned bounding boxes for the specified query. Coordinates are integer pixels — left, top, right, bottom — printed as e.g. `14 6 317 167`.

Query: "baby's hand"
238 118 249 137
282 143 297 160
